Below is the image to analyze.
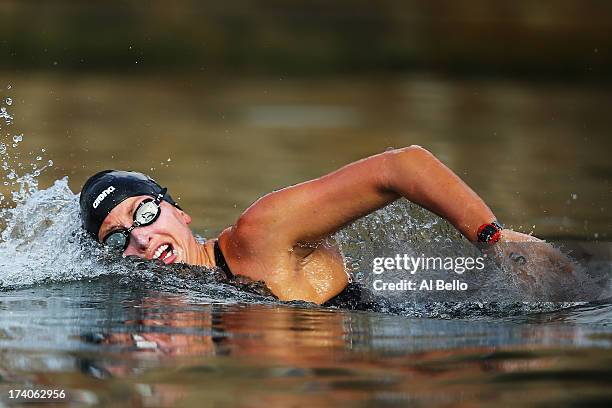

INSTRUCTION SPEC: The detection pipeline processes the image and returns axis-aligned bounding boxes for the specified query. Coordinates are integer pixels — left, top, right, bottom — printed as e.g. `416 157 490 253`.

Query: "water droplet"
48 160 53 166
167 158 171 162
41 148 46 152
12 134 23 143
36 156 42 161
0 143 5 154
6 84 11 90
5 98 12 105
571 193 578 200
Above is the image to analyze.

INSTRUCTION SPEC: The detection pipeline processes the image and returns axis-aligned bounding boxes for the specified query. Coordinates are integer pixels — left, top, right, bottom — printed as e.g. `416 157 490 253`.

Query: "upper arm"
233 148 425 247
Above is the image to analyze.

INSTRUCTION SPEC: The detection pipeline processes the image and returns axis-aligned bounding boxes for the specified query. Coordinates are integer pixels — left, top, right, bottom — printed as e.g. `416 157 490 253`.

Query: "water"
5 74 611 239
1 281 612 407
1 76 611 406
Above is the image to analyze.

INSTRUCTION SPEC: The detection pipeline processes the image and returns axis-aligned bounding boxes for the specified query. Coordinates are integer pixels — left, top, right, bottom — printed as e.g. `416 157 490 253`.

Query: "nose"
127 227 152 252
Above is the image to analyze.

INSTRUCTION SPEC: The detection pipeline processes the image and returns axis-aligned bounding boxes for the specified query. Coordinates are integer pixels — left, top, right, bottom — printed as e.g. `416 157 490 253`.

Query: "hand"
493 229 574 274
498 229 543 243
483 229 576 300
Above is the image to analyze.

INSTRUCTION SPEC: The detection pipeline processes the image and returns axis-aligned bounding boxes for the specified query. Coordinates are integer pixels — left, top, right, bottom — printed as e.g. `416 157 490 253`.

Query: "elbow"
381 145 437 189
389 145 435 161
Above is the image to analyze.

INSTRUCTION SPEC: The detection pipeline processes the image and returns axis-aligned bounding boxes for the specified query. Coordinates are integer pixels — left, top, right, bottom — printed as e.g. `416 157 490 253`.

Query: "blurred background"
0 0 610 238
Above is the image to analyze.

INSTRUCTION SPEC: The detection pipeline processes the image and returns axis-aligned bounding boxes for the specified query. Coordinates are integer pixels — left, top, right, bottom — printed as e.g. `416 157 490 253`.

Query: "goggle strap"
155 187 168 204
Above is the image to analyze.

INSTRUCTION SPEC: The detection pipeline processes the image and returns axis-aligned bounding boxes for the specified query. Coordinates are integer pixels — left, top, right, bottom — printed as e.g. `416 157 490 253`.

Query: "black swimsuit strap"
213 240 232 278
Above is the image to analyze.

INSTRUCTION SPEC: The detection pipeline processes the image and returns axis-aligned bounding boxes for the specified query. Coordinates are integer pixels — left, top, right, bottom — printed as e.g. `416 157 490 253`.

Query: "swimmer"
80 146 572 304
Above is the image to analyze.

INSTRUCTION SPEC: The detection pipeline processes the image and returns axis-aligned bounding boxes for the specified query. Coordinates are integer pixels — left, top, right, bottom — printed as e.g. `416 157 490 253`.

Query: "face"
98 196 199 265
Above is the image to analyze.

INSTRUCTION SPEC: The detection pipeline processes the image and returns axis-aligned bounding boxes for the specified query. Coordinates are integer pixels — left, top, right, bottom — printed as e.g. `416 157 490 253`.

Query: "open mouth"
152 243 177 264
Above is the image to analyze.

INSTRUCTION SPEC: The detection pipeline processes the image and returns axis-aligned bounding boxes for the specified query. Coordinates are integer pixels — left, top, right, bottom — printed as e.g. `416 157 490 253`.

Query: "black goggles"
101 188 167 251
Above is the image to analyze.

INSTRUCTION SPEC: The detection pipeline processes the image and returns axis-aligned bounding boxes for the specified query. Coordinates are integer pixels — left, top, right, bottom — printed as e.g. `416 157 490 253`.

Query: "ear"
178 209 192 225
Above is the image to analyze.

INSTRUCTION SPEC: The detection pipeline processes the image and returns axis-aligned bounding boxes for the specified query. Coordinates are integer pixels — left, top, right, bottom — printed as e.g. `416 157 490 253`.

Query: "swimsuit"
213 240 232 279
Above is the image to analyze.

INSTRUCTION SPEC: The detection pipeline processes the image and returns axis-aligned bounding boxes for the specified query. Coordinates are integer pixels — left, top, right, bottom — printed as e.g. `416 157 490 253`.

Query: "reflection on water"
1 279 612 407
2 74 610 239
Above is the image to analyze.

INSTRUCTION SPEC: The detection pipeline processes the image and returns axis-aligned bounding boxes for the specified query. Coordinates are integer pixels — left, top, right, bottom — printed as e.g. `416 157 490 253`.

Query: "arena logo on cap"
92 186 116 208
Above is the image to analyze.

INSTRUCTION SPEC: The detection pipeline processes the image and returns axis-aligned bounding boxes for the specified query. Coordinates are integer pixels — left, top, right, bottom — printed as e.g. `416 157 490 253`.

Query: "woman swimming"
80 145 571 304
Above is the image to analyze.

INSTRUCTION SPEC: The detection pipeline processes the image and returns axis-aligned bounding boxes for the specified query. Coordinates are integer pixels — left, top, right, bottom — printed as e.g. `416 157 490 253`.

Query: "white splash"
0 86 117 288
0 178 124 288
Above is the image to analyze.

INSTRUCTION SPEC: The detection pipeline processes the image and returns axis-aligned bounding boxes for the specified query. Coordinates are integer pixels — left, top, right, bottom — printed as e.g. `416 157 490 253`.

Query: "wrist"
477 221 504 245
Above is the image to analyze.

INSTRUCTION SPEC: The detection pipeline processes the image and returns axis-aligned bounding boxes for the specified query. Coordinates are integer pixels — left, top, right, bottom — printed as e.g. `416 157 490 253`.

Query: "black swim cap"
79 170 179 240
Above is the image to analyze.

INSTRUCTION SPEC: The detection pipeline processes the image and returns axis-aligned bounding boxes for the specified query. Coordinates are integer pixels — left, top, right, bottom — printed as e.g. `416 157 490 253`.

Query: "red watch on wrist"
477 221 503 245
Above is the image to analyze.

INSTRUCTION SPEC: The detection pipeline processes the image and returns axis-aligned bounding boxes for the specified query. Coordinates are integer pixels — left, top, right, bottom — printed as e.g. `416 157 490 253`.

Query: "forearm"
383 146 496 241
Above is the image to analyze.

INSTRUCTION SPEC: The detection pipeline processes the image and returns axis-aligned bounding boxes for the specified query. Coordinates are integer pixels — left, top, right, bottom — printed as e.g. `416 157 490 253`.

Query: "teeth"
163 250 173 260
153 244 168 260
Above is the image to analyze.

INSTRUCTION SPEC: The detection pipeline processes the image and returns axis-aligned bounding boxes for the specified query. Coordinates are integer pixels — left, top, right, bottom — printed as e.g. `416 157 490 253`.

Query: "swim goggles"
102 188 167 251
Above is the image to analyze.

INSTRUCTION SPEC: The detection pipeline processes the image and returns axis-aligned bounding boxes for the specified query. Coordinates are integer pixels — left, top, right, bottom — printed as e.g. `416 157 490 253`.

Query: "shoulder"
218 220 349 303
216 215 286 283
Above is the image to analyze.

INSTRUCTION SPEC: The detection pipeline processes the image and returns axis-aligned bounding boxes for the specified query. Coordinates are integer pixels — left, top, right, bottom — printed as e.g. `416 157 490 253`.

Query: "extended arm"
236 145 495 246
219 145 573 303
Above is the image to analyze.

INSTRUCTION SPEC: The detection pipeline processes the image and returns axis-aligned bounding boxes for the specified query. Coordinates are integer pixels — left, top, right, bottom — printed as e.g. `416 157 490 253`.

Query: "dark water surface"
1 279 612 407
